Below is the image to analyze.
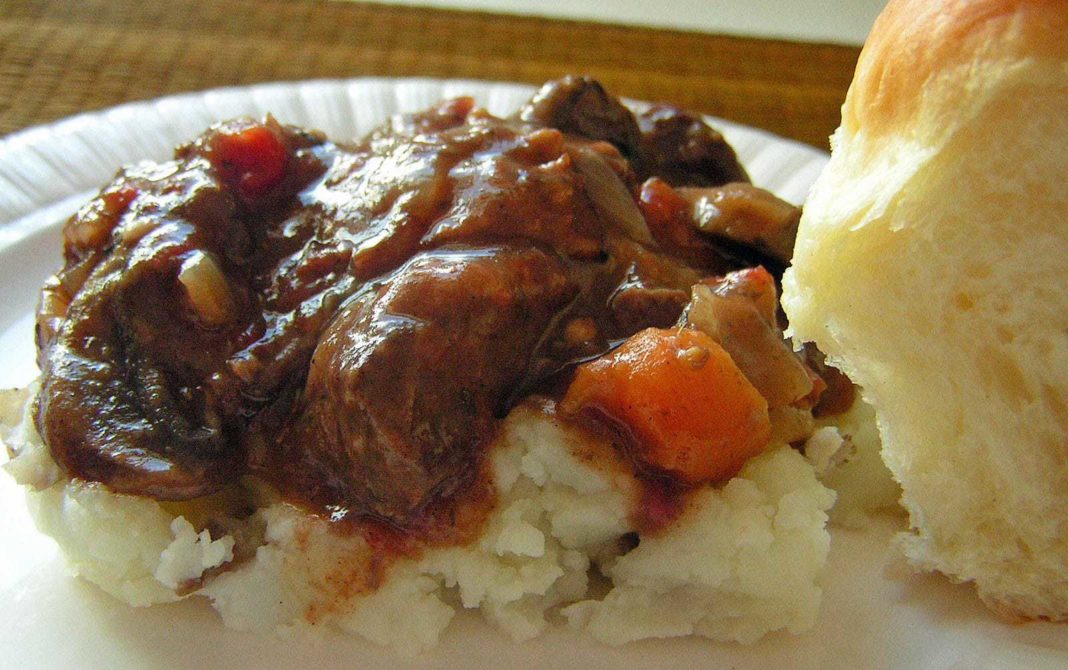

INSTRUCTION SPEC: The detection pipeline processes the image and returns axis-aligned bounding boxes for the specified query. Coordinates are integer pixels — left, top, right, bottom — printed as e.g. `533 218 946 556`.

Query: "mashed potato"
806 399 901 527
0 386 867 653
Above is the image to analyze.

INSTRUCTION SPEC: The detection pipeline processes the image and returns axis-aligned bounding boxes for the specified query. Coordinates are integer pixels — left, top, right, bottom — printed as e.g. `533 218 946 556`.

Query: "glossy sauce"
34 77 817 552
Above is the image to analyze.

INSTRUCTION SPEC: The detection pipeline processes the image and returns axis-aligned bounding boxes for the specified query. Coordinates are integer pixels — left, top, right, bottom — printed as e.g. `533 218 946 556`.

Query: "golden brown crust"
844 0 1068 140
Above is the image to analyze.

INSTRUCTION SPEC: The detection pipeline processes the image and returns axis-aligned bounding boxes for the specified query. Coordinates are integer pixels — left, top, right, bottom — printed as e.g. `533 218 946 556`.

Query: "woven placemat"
0 0 859 148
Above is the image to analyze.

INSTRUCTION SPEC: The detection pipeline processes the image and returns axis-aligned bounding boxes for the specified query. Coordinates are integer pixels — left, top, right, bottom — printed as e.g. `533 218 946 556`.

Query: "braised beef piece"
517 76 750 187
517 76 645 163
635 105 750 186
35 121 329 498
35 78 813 530
264 247 577 522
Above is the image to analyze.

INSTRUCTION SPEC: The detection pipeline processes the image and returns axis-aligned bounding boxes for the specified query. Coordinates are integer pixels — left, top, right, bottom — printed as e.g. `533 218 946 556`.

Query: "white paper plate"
0 78 1064 670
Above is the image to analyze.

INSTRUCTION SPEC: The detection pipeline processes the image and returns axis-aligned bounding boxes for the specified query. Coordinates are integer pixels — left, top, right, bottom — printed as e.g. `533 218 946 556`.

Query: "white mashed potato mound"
562 447 834 645
3 388 842 653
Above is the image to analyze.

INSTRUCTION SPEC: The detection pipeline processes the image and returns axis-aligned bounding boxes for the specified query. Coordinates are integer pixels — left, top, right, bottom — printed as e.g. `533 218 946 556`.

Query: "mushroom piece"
685 267 820 443
681 182 801 264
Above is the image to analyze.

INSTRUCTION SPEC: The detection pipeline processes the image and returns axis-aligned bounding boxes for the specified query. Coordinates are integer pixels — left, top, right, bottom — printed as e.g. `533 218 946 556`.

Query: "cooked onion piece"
178 251 235 328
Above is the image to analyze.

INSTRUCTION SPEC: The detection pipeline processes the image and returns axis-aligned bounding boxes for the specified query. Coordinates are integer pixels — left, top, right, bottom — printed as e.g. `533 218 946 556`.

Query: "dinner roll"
781 0 1068 620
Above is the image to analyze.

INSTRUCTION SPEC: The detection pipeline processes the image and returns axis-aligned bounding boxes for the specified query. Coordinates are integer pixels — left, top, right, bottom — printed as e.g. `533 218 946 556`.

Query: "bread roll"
781 0 1068 619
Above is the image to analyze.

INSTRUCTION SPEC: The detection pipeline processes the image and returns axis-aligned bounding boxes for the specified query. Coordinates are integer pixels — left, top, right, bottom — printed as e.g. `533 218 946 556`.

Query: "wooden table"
0 0 860 149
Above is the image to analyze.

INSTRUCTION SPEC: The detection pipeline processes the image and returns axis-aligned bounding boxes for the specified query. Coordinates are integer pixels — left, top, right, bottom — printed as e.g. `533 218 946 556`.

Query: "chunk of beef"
635 105 750 187
37 168 259 498
35 120 329 499
609 278 691 334
517 79 749 190
259 246 577 524
517 76 644 161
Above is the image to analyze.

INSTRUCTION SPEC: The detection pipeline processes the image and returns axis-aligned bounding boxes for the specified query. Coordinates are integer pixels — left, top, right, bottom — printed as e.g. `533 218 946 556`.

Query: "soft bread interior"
782 0 1068 619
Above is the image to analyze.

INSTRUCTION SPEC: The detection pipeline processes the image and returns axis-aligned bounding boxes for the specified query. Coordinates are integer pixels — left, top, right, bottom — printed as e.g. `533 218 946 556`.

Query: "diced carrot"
209 123 288 199
560 327 771 485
